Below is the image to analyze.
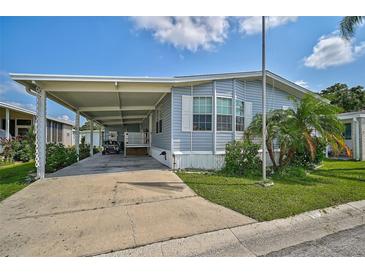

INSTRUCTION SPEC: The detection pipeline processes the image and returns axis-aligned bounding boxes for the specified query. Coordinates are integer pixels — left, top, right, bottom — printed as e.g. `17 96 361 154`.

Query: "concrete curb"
97 200 365 257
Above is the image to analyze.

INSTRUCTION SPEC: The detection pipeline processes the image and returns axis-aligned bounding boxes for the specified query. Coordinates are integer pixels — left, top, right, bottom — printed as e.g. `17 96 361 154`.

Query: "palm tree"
340 16 364 40
247 95 350 170
288 95 350 160
247 109 299 170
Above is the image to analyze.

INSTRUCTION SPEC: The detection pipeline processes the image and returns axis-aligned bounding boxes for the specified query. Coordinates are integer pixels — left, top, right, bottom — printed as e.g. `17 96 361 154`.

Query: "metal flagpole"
262 16 267 181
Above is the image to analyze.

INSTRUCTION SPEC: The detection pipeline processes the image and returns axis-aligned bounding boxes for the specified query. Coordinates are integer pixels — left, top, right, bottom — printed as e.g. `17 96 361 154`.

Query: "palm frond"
340 16 364 40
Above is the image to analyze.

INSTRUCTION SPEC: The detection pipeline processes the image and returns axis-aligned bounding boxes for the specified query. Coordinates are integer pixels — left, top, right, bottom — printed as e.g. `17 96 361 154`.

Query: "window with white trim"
236 100 245 131
193 97 212 131
217 97 232 131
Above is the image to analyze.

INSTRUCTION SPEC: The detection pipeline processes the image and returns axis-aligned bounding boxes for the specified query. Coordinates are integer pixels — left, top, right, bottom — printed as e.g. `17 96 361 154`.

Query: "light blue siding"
235 80 246 101
244 80 264 117
238 80 295 116
216 132 233 151
151 93 171 150
268 84 296 110
172 78 299 153
193 82 213 96
192 132 212 151
216 79 234 97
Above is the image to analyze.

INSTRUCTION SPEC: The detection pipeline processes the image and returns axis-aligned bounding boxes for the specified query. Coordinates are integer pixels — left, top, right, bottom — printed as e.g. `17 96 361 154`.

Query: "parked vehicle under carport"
102 140 121 155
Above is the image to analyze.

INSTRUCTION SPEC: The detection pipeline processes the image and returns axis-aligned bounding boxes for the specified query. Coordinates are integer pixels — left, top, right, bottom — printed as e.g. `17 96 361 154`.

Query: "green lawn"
0 161 36 201
178 160 365 222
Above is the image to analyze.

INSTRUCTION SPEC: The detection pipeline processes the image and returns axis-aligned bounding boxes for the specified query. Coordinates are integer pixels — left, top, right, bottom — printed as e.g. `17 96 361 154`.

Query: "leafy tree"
320 83 365 112
80 120 102 131
340 16 364 40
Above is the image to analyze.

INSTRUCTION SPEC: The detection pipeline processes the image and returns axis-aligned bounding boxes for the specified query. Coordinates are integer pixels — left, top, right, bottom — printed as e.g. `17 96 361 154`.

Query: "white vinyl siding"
181 95 193 132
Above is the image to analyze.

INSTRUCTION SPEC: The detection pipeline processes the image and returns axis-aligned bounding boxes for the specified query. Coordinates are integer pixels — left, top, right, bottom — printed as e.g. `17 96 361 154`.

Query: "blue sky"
0 16 364 124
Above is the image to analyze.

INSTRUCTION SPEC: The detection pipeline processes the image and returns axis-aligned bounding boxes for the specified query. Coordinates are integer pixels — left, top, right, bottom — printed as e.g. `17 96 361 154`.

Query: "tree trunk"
304 131 316 160
283 148 295 166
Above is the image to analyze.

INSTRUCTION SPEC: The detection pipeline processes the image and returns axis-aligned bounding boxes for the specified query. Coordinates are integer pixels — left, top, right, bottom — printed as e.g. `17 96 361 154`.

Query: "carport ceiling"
47 91 166 125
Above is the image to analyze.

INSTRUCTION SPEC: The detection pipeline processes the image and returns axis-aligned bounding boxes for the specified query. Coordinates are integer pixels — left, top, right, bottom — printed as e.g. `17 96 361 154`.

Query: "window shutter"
181 95 193 132
244 102 253 129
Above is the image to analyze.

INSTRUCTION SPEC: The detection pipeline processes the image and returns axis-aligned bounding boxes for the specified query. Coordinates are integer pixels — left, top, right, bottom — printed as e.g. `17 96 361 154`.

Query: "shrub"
290 137 327 169
77 136 99 160
13 139 33 162
224 139 262 176
0 136 34 163
46 143 77 173
0 138 15 162
79 136 90 160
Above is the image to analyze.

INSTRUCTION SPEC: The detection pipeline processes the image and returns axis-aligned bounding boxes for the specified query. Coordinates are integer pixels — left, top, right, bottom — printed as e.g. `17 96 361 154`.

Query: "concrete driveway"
0 154 255 256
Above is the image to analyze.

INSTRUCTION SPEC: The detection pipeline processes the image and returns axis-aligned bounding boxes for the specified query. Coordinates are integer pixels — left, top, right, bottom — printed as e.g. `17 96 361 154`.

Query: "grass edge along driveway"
0 161 35 201
178 160 365 222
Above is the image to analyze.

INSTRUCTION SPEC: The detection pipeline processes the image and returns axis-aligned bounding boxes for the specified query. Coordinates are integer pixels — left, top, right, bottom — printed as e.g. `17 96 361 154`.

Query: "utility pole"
262 16 267 182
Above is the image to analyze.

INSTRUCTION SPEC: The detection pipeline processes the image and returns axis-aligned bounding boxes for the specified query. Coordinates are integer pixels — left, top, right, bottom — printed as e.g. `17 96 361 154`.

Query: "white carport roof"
10 70 319 126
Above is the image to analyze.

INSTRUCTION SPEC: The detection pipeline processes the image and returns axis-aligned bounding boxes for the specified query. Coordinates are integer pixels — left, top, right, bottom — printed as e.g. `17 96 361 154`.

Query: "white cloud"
354 41 365 55
131 16 229 52
0 71 27 95
294 80 309 89
238 16 298 35
0 82 25 95
304 34 365 69
56 114 74 123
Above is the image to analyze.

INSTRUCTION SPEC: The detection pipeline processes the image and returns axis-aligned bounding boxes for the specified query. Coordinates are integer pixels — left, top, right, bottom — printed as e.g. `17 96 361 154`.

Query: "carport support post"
5 108 10 139
90 119 94 156
35 88 46 179
99 128 102 149
75 110 80 161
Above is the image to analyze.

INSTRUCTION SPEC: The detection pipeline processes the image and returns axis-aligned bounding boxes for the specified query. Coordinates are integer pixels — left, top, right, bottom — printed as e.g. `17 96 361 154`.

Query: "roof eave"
9 70 325 102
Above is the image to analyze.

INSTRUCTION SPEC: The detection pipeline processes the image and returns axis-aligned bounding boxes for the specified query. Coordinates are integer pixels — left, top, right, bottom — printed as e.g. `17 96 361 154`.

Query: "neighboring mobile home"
0 101 74 146
10 70 318 177
337 111 365 161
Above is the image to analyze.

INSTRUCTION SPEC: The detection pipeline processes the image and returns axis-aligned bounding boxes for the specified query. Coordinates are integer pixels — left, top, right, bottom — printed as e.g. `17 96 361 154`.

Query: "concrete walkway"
0 154 255 256
99 200 365 257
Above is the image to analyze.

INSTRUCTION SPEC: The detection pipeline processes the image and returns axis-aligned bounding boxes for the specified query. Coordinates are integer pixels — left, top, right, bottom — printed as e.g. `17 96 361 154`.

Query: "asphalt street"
265 224 365 257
